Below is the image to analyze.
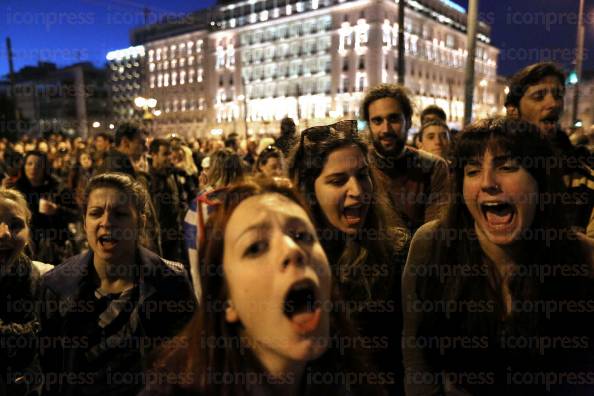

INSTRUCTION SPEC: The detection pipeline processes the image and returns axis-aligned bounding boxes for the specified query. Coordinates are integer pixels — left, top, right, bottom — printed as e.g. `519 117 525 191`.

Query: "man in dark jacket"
506 62 594 237
148 138 187 264
360 84 450 233
98 123 147 177
38 246 196 396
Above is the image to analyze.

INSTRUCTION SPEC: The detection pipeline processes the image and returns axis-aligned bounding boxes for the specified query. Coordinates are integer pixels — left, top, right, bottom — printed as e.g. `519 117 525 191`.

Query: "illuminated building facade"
140 30 209 136
107 45 145 124
128 0 500 137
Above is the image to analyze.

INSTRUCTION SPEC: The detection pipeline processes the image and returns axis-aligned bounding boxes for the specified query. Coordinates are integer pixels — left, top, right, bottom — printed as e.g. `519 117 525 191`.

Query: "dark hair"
115 123 145 147
254 146 283 173
280 117 296 136
417 120 450 142
360 83 413 128
506 62 566 108
148 179 380 395
22 150 52 181
82 172 152 247
420 105 447 123
149 138 170 154
94 132 111 141
288 121 408 298
417 117 592 374
207 149 245 188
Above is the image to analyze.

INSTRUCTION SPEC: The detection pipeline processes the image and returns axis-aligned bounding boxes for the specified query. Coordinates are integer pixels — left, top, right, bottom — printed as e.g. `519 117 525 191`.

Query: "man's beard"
371 133 405 158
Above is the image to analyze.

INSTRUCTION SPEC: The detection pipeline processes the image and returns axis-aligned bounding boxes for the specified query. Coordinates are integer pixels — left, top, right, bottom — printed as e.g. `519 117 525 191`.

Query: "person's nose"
379 119 392 134
543 92 562 111
346 177 363 199
480 167 500 193
98 209 115 227
0 222 11 240
280 233 306 271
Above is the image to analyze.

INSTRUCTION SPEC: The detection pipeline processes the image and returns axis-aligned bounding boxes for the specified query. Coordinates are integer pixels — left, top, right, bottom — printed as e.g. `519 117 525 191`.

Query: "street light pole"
463 0 479 126
572 0 585 125
397 0 406 85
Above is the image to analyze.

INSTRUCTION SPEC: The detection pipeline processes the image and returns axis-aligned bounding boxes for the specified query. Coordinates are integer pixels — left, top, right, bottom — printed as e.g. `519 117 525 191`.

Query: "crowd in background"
0 61 593 396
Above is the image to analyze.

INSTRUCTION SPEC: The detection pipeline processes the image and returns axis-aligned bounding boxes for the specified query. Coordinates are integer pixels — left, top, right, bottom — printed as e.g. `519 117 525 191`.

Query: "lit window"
157 74 163 87
197 68 203 82
148 50 154 62
180 58 186 67
150 76 155 88
180 71 186 85
189 56 194 66
172 72 177 86
189 69 195 83
164 61 169 70
172 59 177 69
164 73 169 87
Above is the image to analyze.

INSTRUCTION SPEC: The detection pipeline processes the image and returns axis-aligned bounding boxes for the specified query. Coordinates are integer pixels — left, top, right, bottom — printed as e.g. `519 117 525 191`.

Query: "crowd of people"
0 61 593 396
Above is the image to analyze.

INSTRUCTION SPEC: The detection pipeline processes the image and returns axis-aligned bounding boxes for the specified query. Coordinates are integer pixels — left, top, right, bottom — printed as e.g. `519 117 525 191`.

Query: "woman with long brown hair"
288 121 410 394
403 117 594 395
142 179 385 396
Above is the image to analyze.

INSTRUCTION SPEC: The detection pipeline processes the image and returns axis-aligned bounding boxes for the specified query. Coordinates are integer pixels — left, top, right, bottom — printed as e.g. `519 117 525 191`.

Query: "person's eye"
357 169 370 179
9 219 25 231
88 210 102 218
371 118 383 125
464 167 480 177
328 177 347 186
291 229 315 244
387 114 401 123
499 163 519 172
531 91 545 101
243 240 268 258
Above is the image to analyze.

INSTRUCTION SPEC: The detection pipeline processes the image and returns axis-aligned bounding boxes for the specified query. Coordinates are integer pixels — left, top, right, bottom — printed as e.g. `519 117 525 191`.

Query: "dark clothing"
149 167 187 264
551 129 594 237
39 247 196 396
97 149 135 177
0 254 43 396
371 147 449 234
14 175 77 264
403 221 594 396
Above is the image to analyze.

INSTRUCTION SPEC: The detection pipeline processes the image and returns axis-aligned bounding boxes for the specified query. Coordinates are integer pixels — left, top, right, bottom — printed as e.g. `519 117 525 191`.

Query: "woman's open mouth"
98 234 119 250
343 204 366 226
283 278 322 335
480 201 516 230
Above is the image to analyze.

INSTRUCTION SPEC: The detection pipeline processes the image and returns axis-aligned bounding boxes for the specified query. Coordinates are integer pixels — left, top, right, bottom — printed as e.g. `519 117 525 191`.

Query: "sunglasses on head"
299 120 358 145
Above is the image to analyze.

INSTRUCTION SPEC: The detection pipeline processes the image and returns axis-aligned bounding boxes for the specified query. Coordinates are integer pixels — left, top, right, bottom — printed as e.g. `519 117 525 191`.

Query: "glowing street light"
92 121 101 128
134 96 147 107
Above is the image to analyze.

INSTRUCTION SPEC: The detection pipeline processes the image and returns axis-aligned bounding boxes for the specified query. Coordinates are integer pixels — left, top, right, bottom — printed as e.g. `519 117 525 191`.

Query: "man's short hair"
420 105 447 123
417 120 450 142
94 132 111 142
360 84 413 127
149 138 170 154
115 123 145 147
507 62 566 108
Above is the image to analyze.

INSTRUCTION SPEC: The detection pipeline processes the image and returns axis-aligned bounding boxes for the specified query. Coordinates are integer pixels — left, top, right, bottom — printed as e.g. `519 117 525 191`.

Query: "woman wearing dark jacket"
39 173 196 396
0 188 44 396
14 151 77 264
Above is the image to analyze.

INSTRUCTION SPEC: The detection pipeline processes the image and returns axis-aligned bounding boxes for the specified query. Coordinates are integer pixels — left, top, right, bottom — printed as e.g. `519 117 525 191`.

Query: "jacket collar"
51 246 164 316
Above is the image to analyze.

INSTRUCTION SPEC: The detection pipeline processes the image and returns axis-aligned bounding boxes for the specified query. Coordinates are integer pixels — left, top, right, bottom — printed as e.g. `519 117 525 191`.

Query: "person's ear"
225 300 239 323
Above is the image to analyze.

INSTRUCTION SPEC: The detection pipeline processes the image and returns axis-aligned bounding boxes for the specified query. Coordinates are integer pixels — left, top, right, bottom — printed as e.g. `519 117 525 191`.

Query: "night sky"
1 0 593 78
